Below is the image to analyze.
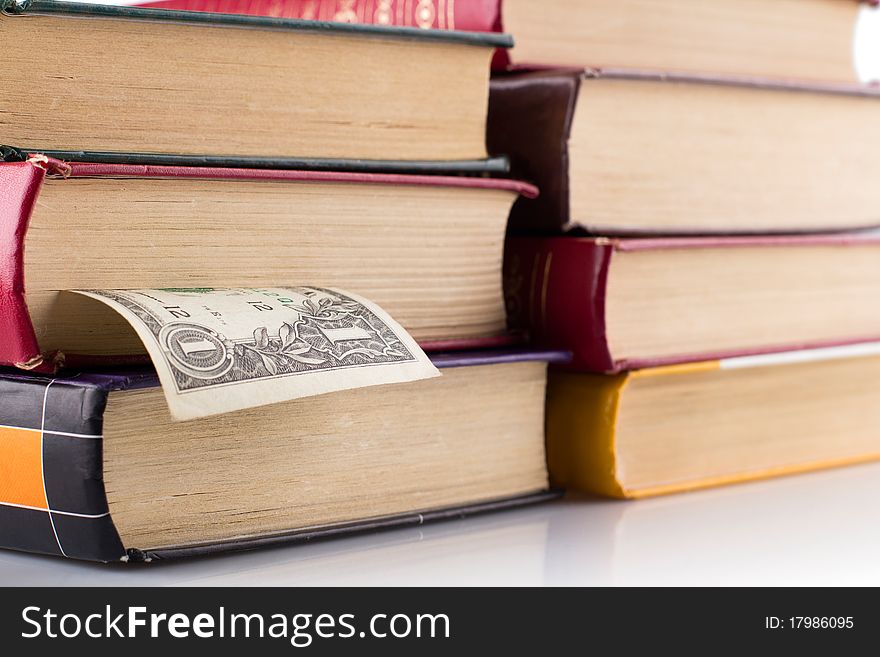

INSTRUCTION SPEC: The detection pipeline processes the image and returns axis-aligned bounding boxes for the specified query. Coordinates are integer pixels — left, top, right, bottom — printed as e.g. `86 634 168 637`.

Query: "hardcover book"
546 344 880 498
0 349 567 562
505 235 880 372
0 154 536 372
140 0 880 82
488 69 880 234
0 1 509 170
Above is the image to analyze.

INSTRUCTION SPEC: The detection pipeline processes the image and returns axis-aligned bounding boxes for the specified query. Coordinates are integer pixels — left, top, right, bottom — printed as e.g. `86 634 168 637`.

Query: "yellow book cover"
547 345 880 498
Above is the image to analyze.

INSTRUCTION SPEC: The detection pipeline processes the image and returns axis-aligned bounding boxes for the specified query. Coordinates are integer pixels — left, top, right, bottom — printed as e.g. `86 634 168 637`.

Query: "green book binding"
0 0 509 171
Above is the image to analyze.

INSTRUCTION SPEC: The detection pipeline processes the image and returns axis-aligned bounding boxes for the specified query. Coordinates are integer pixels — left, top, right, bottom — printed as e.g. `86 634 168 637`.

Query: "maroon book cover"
489 68 880 235
488 69 582 234
505 235 880 372
0 156 536 372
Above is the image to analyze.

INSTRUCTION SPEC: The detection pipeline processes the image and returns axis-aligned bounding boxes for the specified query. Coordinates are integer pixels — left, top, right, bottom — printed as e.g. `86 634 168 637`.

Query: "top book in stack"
0 0 507 171
141 0 880 81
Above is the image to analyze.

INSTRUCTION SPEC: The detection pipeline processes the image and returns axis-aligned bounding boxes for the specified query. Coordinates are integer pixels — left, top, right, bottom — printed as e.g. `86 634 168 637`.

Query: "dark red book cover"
489 68 880 235
505 235 880 373
0 156 536 372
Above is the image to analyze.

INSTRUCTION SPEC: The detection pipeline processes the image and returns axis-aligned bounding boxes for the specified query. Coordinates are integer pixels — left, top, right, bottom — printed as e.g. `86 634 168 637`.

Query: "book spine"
0 377 125 562
136 0 501 32
545 369 629 498
488 71 582 232
504 237 617 372
0 159 53 373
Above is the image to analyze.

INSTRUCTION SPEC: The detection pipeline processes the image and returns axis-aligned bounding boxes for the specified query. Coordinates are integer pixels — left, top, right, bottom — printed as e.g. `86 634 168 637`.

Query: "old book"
489 70 880 234
505 235 880 372
546 345 880 498
138 0 497 32
139 0 879 82
0 349 566 562
0 156 535 372
0 1 508 169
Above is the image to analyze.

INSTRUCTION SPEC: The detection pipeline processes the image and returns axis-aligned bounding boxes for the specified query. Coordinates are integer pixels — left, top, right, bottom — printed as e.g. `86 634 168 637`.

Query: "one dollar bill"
69 287 440 421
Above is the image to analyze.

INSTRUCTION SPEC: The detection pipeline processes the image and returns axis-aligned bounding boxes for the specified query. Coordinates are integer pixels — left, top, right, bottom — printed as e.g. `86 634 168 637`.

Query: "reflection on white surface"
3 461 880 586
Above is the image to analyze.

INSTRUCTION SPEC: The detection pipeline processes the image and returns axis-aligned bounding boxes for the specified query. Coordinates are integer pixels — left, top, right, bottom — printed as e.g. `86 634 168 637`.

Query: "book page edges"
622 452 880 499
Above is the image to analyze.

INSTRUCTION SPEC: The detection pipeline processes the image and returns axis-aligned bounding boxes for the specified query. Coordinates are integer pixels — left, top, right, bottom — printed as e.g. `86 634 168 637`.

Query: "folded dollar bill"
69 287 440 421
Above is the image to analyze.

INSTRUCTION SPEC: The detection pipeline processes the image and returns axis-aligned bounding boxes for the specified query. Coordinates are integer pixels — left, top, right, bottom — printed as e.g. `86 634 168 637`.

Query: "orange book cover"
546 345 880 498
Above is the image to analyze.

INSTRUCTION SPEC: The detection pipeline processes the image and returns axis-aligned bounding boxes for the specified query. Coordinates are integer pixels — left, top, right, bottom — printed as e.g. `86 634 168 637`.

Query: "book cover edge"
3 148 511 176
134 490 561 561
0 378 126 562
0 158 51 373
2 0 513 48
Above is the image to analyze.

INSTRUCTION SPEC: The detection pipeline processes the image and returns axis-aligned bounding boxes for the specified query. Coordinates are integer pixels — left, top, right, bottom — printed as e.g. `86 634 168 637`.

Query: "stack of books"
492 0 880 498
208 0 880 501
4 0 880 564
0 1 562 563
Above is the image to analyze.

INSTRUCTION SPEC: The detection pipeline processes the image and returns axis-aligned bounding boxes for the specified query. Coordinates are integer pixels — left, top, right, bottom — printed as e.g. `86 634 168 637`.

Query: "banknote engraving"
70 287 438 421
90 288 417 393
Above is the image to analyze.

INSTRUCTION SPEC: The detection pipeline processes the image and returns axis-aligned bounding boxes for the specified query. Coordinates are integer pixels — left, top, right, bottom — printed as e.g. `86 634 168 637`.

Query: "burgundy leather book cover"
488 70 581 234
0 157 537 371
505 235 880 373
0 348 566 562
45 158 539 196
489 68 880 235
505 236 615 372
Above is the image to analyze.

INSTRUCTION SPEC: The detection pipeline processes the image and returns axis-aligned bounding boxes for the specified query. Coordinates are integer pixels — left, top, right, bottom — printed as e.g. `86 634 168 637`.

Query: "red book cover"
505 235 880 373
138 0 512 66
138 0 500 31
0 156 536 372
0 160 45 371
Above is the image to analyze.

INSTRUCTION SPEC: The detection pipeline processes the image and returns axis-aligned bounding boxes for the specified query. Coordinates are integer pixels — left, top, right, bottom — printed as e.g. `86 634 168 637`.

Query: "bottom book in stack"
547 345 880 499
0 349 566 562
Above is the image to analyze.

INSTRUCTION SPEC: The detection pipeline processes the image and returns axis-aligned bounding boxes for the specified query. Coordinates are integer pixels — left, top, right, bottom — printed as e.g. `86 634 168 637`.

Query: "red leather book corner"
504 236 615 372
0 159 49 372
506 235 880 373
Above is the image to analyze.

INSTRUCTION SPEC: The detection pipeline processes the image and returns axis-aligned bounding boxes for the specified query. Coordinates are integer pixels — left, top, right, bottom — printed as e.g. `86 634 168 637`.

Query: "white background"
4 460 880 586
